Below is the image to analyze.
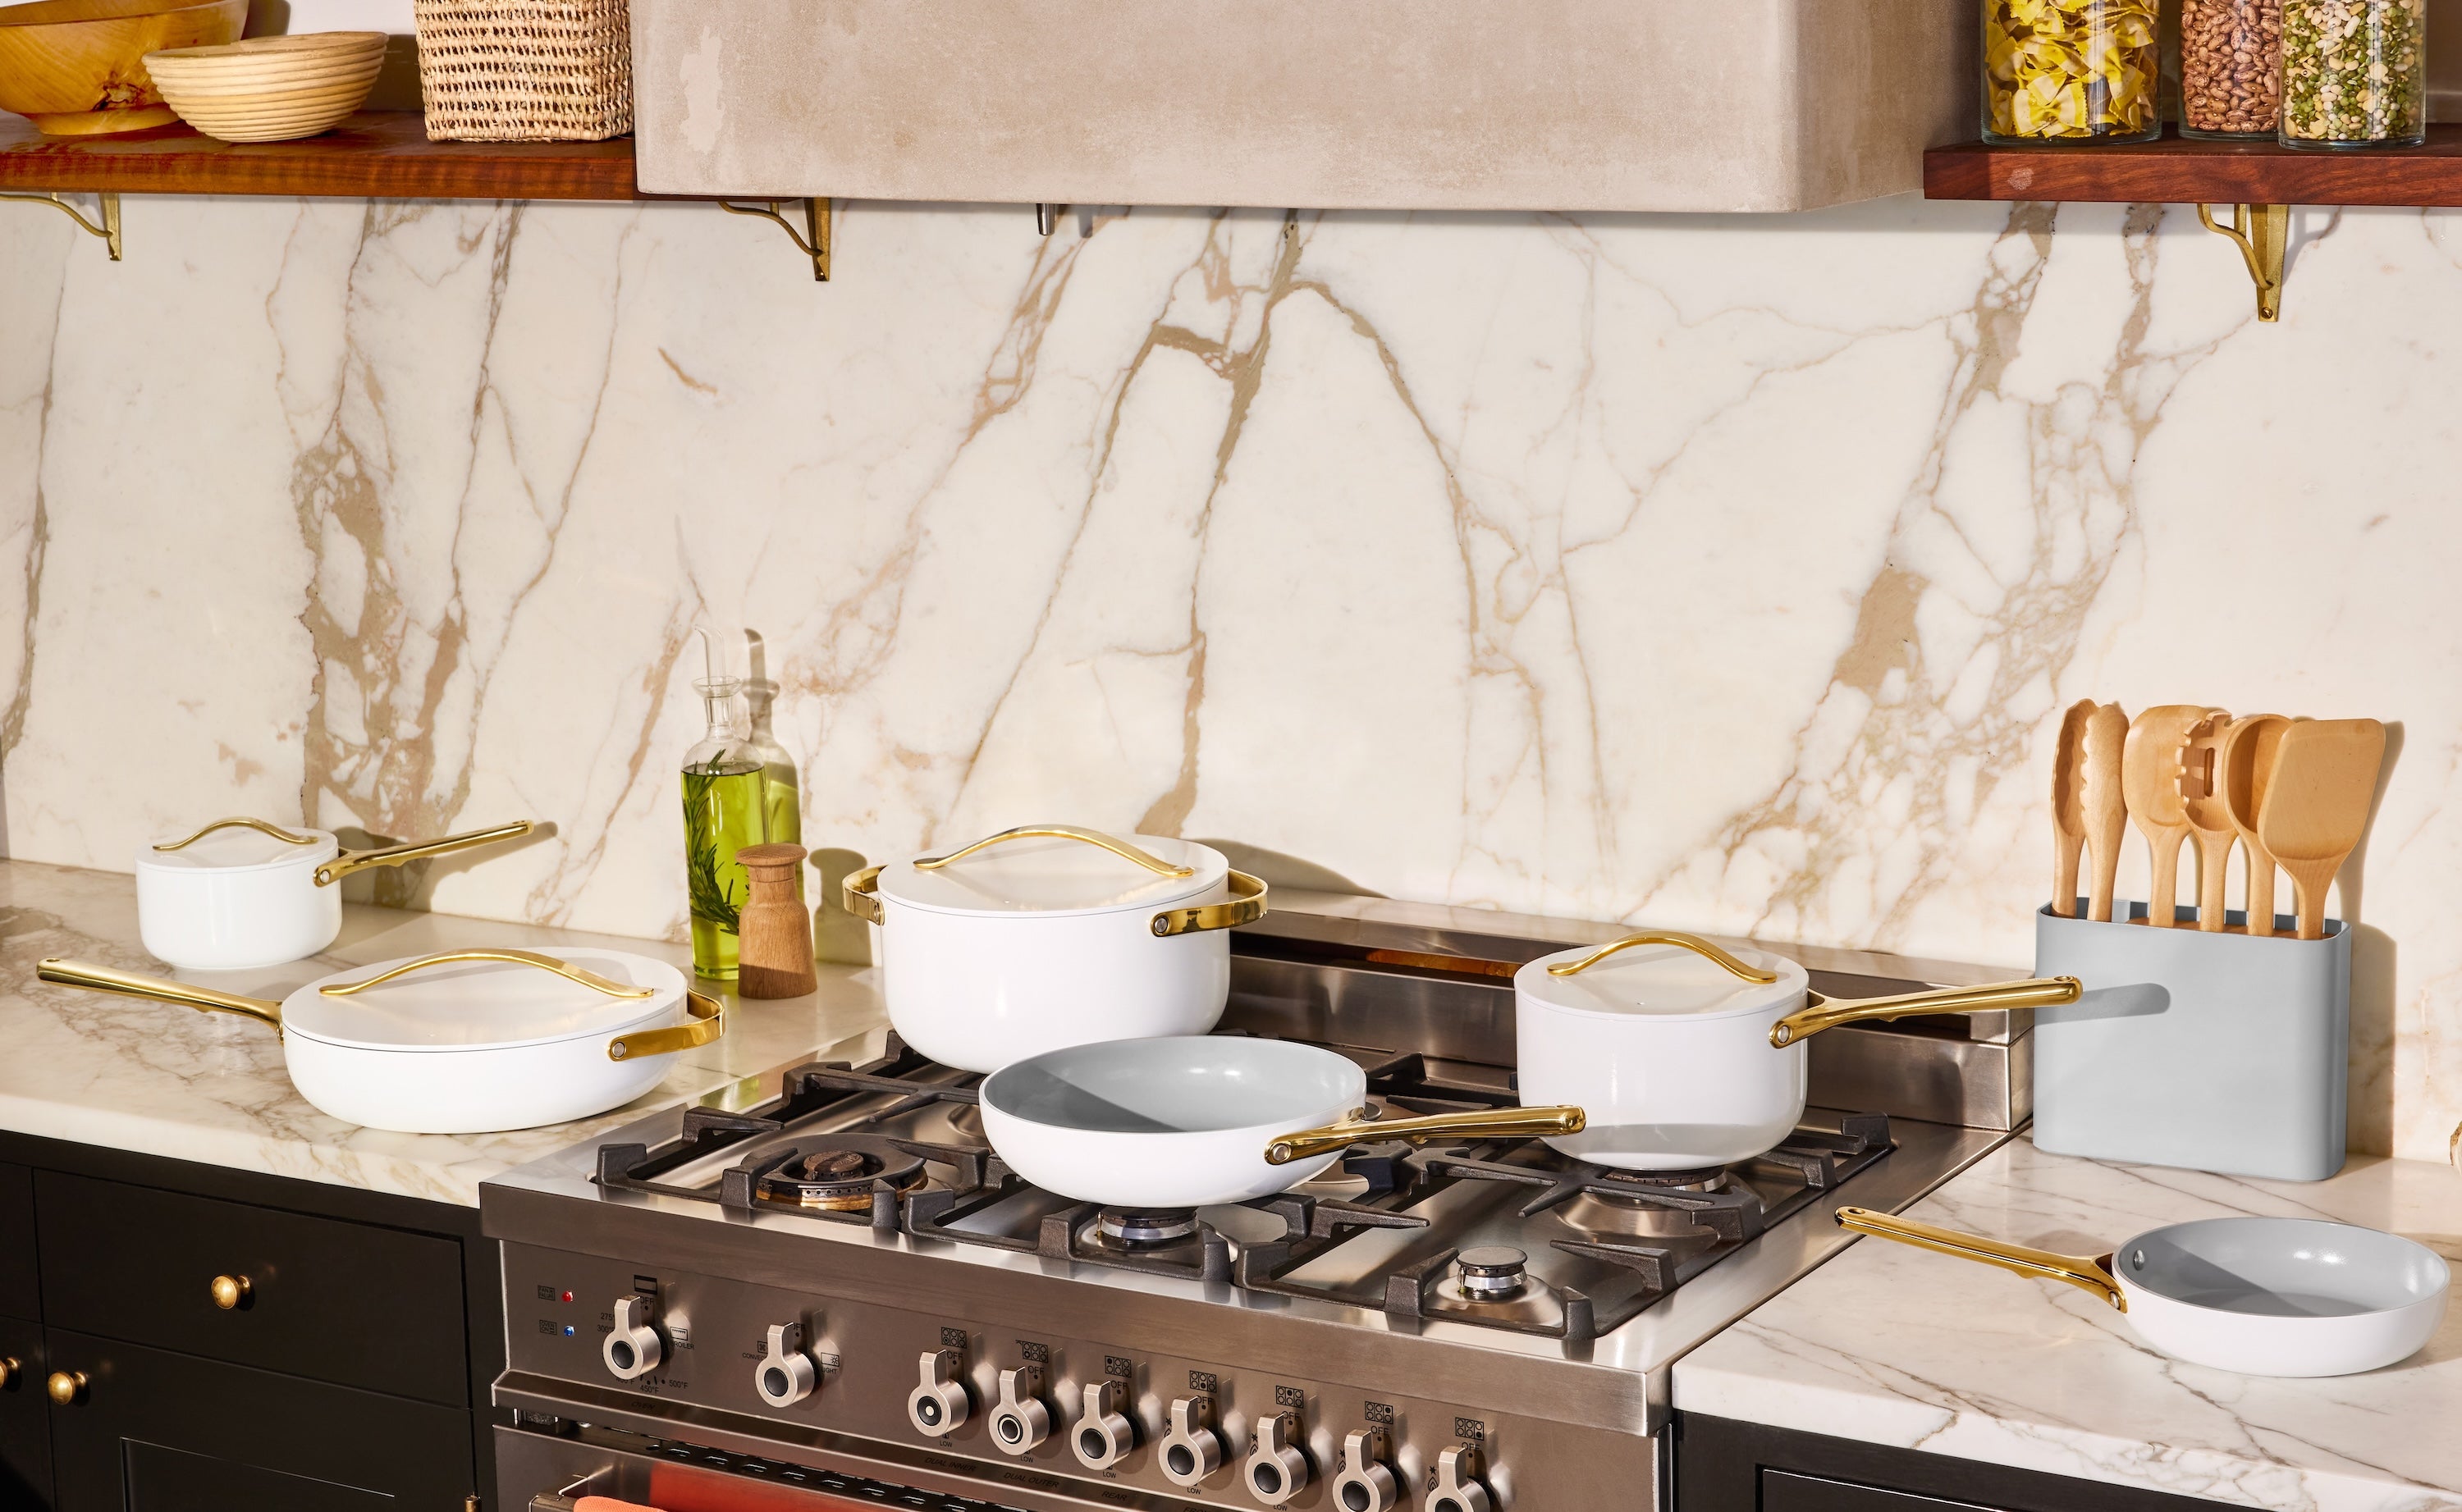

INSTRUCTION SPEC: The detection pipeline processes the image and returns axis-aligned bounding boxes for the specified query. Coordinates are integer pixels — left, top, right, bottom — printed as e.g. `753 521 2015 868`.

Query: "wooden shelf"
0 110 639 200
1925 125 2462 207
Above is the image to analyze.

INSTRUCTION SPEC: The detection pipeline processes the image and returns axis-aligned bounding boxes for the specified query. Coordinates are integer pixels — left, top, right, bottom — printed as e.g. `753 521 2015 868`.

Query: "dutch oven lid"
135 817 339 874
876 826 1227 917
283 948 684 1051
1516 933 1807 1021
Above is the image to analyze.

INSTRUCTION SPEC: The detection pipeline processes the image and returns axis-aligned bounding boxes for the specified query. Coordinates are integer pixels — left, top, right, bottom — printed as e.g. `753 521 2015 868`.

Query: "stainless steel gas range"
485 893 2030 1512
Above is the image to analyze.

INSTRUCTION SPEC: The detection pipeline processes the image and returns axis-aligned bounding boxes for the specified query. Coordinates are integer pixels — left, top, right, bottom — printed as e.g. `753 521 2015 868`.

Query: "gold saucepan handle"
607 990 725 1062
842 865 885 925
914 825 1194 879
1835 1205 2125 1311
1769 976 2081 1048
1544 930 1777 983
316 820 538 888
36 958 284 1035
1151 870 1270 937
152 816 320 852
316 948 657 999
1265 1104 1586 1166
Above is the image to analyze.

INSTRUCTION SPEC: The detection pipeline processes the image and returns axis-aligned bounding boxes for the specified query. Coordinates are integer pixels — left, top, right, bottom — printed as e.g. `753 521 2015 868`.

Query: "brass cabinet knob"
0 1357 16 1389
46 1371 85 1405
211 1274 252 1310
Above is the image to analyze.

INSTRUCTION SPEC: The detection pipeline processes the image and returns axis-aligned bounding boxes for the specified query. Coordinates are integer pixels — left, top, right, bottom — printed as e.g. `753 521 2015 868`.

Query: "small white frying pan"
1838 1205 2451 1377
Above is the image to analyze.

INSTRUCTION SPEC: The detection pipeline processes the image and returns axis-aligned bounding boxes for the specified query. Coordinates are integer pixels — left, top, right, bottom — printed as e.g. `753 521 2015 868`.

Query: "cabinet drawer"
0 1163 33 1319
44 1327 472 1511
35 1171 466 1406
1766 1469 2013 1512
0 1313 49 1508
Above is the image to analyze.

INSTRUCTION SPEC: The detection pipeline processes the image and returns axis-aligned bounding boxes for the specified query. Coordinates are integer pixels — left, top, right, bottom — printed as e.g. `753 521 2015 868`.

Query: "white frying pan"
37 949 722 1135
979 1036 1584 1208
1838 1206 2450 1377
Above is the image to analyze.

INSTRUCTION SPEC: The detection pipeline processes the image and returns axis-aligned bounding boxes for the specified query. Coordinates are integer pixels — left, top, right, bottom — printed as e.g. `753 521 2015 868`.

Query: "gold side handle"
607 990 724 1062
914 825 1194 879
1151 870 1270 938
843 865 885 925
317 820 538 887
1835 1205 2125 1311
152 815 318 852
47 1370 85 1405
38 958 284 1035
1770 976 2081 1048
317 948 655 1000
1545 930 1778 984
211 1274 252 1310
1265 1104 1586 1167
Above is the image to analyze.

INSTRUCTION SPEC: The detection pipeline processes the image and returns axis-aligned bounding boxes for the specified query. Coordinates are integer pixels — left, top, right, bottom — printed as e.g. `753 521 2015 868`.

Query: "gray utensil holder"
2033 904 2349 1181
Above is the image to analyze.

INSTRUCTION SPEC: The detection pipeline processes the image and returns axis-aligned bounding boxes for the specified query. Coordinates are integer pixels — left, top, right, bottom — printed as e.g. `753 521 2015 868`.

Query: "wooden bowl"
145 30 381 140
0 0 248 135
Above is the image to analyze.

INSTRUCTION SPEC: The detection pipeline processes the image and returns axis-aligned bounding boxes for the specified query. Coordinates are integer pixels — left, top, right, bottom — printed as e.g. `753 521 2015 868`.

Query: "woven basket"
412 0 631 142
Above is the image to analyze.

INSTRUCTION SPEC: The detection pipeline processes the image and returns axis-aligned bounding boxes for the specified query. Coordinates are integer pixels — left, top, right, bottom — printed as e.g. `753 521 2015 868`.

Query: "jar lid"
876 828 1227 917
135 820 339 874
1515 935 1806 1021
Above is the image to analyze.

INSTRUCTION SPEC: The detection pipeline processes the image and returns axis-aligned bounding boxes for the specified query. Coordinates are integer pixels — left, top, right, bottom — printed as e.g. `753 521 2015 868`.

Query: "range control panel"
502 1245 1654 1510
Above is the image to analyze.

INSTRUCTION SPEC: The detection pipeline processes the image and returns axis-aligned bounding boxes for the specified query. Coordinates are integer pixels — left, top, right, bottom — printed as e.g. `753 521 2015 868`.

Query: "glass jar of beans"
1982 0 2162 144
2181 0 2284 137
2280 0 2426 148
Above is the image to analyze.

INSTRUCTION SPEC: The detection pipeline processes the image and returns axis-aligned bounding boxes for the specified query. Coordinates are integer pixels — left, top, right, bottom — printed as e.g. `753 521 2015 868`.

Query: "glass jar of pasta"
2279 0 2425 148
1983 0 2162 144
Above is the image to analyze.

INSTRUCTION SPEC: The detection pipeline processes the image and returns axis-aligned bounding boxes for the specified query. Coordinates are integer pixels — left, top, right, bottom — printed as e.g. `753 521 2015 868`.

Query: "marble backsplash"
0 191 2453 1159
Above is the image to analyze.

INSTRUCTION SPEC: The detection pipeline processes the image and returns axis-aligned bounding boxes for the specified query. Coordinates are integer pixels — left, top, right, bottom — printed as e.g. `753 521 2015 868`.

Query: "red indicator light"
561 1290 574 1303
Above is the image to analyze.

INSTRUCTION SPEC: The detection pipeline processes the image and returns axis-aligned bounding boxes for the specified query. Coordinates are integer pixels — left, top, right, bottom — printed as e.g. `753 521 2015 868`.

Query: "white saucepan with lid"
843 825 1269 1072
135 815 537 970
36 948 721 1133
980 1036 1584 1208
1517 932 2082 1169
1837 1205 2451 1377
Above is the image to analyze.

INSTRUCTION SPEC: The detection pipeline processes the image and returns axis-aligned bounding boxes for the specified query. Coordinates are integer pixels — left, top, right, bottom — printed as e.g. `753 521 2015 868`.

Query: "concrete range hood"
632 0 1975 213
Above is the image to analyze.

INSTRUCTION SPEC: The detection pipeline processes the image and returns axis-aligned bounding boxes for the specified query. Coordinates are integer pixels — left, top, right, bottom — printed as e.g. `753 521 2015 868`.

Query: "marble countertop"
1674 1137 2462 1510
0 859 888 1207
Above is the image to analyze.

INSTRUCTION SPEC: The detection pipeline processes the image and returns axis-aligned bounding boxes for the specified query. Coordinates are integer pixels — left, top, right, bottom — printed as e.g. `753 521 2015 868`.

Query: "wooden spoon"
2258 719 2386 941
2220 714 2294 937
2082 702 2130 923
2050 700 2094 917
2178 715 2237 932
2123 705 2214 927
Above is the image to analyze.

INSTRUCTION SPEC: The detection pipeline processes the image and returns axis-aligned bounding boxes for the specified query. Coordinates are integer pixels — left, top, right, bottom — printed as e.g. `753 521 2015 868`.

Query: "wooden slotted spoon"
2220 714 2295 937
2082 702 2130 922
2123 705 2219 928
2050 700 2094 917
2178 715 2238 933
2258 719 2387 941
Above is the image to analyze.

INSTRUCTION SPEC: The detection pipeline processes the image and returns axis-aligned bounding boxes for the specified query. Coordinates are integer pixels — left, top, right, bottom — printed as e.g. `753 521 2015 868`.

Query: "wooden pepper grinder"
733 843 817 998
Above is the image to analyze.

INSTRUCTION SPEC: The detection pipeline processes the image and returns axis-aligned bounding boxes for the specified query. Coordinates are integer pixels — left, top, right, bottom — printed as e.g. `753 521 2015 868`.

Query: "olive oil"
680 670 789 980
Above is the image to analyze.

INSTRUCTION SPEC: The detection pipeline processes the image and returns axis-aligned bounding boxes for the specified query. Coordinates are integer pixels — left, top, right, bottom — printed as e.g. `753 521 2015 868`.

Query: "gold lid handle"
38 958 283 1034
607 989 725 1061
1545 930 1777 984
316 820 537 887
914 825 1194 879
317 948 657 999
1265 1104 1586 1167
1770 976 2081 1048
1835 1205 2124 1311
152 816 318 852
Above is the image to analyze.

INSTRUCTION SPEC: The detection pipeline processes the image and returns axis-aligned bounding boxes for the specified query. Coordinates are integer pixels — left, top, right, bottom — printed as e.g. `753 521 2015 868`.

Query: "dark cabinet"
1679 1414 2228 1512
1766 1469 2013 1512
0 1162 34 1313
0 1314 48 1505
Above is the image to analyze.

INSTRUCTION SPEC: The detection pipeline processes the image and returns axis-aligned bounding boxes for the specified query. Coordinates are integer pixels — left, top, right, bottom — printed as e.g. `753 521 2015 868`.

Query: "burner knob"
1072 1378 1135 1470
1425 1444 1493 1512
754 1322 818 1409
602 1294 663 1382
1334 1427 1399 1512
1244 1410 1311 1505
990 1364 1051 1456
907 1349 970 1437
1160 1396 1224 1487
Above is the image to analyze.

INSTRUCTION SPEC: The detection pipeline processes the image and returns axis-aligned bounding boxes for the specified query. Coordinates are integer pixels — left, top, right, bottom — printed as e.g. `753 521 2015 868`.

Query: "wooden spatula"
2123 705 2213 927
2220 714 2294 937
2178 715 2237 933
2082 703 2130 922
2258 718 2386 940
2050 701 2094 917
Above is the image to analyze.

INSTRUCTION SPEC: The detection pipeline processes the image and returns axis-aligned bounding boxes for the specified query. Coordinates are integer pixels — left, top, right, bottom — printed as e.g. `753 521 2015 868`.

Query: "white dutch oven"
36 948 721 1134
1517 931 2081 1170
135 815 536 970
1838 1207 2450 1377
843 825 1268 1073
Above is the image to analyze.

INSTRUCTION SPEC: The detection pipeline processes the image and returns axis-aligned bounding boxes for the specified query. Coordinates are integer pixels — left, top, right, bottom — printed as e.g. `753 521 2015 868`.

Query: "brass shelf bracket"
0 190 121 261
2196 203 2286 322
717 195 831 281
